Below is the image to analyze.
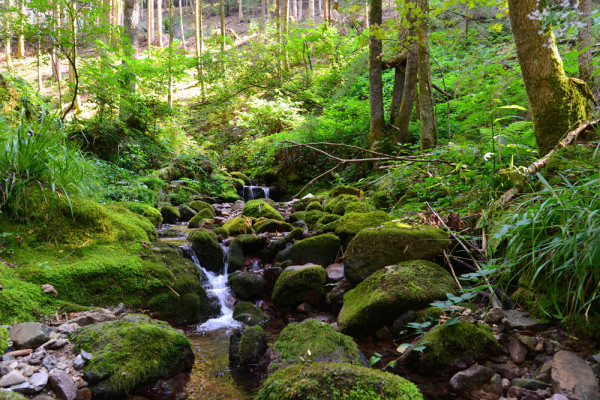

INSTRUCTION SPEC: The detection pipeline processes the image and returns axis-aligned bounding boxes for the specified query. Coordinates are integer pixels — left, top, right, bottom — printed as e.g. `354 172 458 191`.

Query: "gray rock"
592 353 600 364
49 370 77 400
68 309 116 326
28 371 48 392
57 324 79 334
511 378 550 391
32 395 55 400
80 350 93 361
502 310 548 331
449 364 495 393
8 323 53 350
552 350 600 400
509 337 528 363
0 370 27 387
73 355 85 371
550 395 570 400
537 360 552 383
42 355 56 370
46 339 68 350
112 303 127 316
0 366 10 376
485 307 505 323
9 381 31 392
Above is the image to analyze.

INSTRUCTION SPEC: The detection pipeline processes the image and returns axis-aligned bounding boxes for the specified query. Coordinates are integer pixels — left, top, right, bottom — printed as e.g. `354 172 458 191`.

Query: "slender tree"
577 0 593 84
16 0 24 58
307 0 313 22
168 0 173 107
219 0 224 50
416 0 437 149
179 0 186 49
148 0 154 45
238 0 242 20
195 0 204 97
158 0 163 46
368 0 384 149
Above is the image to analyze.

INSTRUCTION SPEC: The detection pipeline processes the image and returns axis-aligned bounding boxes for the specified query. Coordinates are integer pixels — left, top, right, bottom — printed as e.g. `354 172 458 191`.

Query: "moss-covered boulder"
420 322 499 364
344 202 372 214
344 223 449 284
272 264 326 306
189 200 215 215
0 326 8 355
305 201 324 212
338 260 457 335
71 317 194 398
324 194 363 215
254 218 294 234
304 210 325 228
222 217 253 236
261 228 305 261
177 205 197 221
188 208 214 228
269 320 364 373
290 211 307 223
257 362 422 400
276 234 341 267
291 196 325 212
232 301 269 326
229 325 268 367
123 202 163 226
228 234 268 272
242 200 284 221
228 271 268 301
160 205 180 224
188 229 224 272
0 392 28 400
330 186 364 199
334 211 391 247
230 171 251 185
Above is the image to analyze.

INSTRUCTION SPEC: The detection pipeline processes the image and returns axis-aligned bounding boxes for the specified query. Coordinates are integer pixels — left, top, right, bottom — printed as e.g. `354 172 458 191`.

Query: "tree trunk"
148 0 154 45
179 0 186 48
416 0 437 150
158 0 163 46
363 1 367 28
393 44 417 144
298 0 302 22
292 0 297 21
16 0 24 58
66 0 81 116
368 0 384 149
262 0 266 21
307 0 312 22
168 0 173 107
578 0 593 84
283 0 289 70
36 11 42 90
238 0 243 20
219 0 225 50
195 0 204 97
124 0 140 55
507 0 593 156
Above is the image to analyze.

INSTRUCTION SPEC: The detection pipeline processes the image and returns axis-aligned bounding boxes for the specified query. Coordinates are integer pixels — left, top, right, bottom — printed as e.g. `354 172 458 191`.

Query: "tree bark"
124 0 140 55
394 44 417 144
368 0 384 149
195 0 204 97
507 0 593 156
262 0 266 22
148 0 154 45
578 0 593 84
307 0 313 22
158 0 163 46
179 0 186 48
416 0 437 150
238 0 243 20
16 0 24 58
219 0 225 50
168 0 173 107
283 0 289 70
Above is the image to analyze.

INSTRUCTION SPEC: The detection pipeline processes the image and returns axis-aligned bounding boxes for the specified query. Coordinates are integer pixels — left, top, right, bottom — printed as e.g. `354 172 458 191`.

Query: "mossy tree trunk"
368 0 384 150
416 0 437 150
507 0 593 156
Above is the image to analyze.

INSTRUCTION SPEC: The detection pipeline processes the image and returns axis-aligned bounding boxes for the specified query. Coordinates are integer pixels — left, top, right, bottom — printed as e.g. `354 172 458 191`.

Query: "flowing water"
242 186 270 202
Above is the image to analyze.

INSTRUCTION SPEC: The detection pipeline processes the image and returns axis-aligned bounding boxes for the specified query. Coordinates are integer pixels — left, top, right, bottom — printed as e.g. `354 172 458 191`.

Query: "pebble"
509 337 528 363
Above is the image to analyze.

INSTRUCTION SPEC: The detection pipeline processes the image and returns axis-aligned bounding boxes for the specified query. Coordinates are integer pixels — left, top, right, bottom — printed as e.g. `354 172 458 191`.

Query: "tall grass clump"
495 172 600 324
0 112 98 218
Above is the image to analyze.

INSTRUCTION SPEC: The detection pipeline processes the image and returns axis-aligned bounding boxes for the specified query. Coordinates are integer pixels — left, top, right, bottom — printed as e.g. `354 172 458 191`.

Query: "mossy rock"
188 209 214 228
230 172 251 185
276 234 341 267
71 318 194 398
228 234 268 272
305 201 324 212
420 321 499 364
242 200 284 222
261 228 305 261
329 186 364 199
212 227 228 239
257 362 422 400
269 320 364 373
0 392 28 400
228 271 268 301
290 211 307 223
232 301 269 326
222 217 253 236
334 211 391 247
229 325 268 367
189 200 215 215
371 190 392 210
254 218 294 234
304 210 325 228
123 202 163 226
272 264 326 306
291 197 324 212
160 205 180 224
344 224 449 284
344 202 372 214
0 326 8 355
324 194 363 215
315 214 341 229
338 260 457 336
187 229 224 272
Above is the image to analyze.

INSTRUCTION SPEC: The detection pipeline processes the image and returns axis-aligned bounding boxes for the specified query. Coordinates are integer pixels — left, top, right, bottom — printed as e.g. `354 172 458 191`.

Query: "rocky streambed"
2 186 600 399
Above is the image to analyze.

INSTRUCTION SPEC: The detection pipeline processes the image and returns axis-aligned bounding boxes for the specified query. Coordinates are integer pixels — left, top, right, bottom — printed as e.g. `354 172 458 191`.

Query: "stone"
490 365 520 380
73 355 85 370
509 337 528 363
449 364 495 393
49 370 77 400
46 339 68 350
0 370 27 387
502 310 548 331
28 371 49 392
232 302 268 326
485 307 505 323
326 278 352 307
187 229 224 272
42 355 57 370
511 378 550 391
333 211 392 247
8 323 52 350
338 260 457 335
549 395 569 400
552 350 600 400
75 388 92 400
276 234 341 267
80 350 93 362
112 303 127 316
41 284 58 295
272 264 326 306
229 326 268 367
591 353 600 364
68 309 116 326
57 324 79 334
325 263 344 283
228 271 268 301
536 360 552 383
242 200 284 221
177 205 197 222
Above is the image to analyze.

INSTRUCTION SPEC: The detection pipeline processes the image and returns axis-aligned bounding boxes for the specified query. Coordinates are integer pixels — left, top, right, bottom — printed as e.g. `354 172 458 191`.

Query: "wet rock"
49 370 77 400
187 229 224 272
485 307 505 323
232 302 268 326
333 211 392 247
176 205 197 222
73 355 85 370
502 310 548 331
490 365 520 380
242 200 284 221
375 326 393 342
449 364 494 393
390 311 417 336
68 309 116 326
9 323 52 350
552 350 600 400
325 263 345 283
0 370 27 387
276 234 341 267
159 205 180 224
509 337 528 363
326 278 352 307
228 234 268 272
272 264 326 307
228 271 268 301
254 218 293 234
296 302 314 313
229 326 268 367
262 267 283 290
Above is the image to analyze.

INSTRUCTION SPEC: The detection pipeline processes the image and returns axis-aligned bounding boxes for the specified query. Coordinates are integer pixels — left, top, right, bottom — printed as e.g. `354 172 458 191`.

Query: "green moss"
334 211 391 247
230 171 251 185
160 205 180 224
189 200 215 215
0 392 28 400
0 326 9 355
290 211 307 222
258 362 423 400
270 320 363 372
123 202 163 225
188 209 214 228
344 224 449 284
338 260 457 335
344 202 372 214
304 210 325 228
272 264 326 306
228 271 268 301
238 325 265 361
324 195 363 215
306 201 324 212
254 218 294 233
421 322 499 364
415 307 444 322
543 145 600 184
71 318 193 397
222 217 253 236
212 227 228 239
277 234 341 267
188 229 223 272
371 190 391 210
233 301 268 325
243 199 284 221
329 186 364 199
228 234 268 271
291 197 325 212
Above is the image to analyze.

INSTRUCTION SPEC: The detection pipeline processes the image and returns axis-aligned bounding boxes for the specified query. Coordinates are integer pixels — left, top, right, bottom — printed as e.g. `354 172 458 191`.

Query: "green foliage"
0 327 7 355
233 97 305 136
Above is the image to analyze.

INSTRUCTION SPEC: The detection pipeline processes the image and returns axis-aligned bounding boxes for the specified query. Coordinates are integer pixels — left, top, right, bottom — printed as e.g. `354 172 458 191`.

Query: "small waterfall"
183 244 240 332
242 185 270 202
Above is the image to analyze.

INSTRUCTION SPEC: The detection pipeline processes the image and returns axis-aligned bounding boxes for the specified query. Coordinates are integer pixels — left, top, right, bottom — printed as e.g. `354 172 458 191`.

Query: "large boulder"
232 301 269 326
242 200 284 221
254 218 294 234
333 211 391 247
276 234 341 267
189 200 215 215
159 205 180 224
552 350 600 400
268 320 365 373
187 229 224 272
222 217 253 236
344 223 449 284
338 260 457 335
228 234 268 272
257 362 422 400
324 194 363 215
229 325 268 367
71 317 193 399
272 264 326 306
228 271 268 301
188 208 214 228
8 322 53 349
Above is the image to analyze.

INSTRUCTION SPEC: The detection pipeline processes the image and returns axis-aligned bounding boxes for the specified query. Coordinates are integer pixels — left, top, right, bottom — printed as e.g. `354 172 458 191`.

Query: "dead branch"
381 52 407 70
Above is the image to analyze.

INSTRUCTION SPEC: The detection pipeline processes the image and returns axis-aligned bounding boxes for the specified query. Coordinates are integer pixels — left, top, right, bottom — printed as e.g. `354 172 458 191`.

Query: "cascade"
242 185 270 202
